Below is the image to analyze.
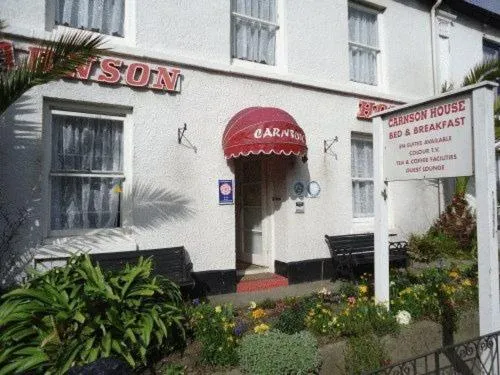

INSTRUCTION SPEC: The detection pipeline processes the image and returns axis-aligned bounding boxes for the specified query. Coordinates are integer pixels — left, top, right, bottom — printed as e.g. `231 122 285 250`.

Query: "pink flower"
347 296 356 305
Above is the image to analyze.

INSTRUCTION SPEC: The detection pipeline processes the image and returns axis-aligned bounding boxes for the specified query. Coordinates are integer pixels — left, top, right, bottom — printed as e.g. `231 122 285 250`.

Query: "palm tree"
433 58 500 250
0 20 107 114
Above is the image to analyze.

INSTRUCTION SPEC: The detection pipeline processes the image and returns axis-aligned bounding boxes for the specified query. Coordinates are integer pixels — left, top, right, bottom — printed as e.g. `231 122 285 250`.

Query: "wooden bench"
90 247 195 288
324 233 408 280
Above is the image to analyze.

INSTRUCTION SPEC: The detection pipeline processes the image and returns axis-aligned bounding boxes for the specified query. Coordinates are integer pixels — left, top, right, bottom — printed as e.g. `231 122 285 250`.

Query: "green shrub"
408 231 470 262
337 300 399 337
338 281 359 298
238 331 321 375
258 298 276 309
190 303 239 366
0 255 185 374
344 334 390 375
274 301 308 334
304 301 336 335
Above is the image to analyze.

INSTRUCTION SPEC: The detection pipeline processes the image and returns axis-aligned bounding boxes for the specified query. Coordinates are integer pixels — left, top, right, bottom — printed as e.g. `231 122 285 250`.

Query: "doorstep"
236 273 289 293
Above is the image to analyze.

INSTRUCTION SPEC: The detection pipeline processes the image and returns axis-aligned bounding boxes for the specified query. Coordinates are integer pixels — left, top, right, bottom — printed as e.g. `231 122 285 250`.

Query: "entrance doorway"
236 158 269 273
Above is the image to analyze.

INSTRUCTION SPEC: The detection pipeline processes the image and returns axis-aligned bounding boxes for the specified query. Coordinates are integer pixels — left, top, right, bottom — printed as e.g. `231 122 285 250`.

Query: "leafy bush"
344 334 390 375
238 331 321 375
337 281 360 298
190 303 239 366
337 299 399 337
274 299 310 334
0 255 185 374
304 301 336 335
408 231 464 262
258 298 276 309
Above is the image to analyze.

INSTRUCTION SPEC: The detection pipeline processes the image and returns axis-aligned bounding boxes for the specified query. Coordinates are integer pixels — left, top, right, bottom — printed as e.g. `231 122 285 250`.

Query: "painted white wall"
0 0 497 277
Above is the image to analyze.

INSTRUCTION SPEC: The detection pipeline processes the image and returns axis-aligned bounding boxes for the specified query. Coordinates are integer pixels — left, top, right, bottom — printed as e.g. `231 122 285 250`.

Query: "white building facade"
1 0 499 294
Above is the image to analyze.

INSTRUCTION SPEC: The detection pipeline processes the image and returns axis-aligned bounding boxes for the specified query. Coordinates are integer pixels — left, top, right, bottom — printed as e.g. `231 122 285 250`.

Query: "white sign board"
372 82 500 336
384 95 473 181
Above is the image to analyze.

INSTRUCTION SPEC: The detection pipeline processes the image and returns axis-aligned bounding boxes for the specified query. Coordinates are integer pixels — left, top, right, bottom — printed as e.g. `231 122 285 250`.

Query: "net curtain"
55 0 125 36
348 6 378 85
51 115 123 230
233 0 277 65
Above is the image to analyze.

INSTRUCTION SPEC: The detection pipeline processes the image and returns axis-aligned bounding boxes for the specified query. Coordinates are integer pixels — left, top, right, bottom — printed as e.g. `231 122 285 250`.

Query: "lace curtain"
351 138 374 218
51 115 123 230
233 0 277 65
348 6 378 85
55 0 125 37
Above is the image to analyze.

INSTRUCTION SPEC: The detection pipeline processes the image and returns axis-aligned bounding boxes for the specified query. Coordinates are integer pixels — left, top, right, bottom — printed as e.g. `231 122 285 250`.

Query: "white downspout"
431 0 443 95
431 0 444 213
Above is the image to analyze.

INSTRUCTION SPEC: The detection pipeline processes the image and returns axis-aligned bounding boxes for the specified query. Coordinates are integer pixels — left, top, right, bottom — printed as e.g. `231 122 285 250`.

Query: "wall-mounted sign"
357 100 395 120
0 40 181 92
307 181 321 198
383 95 472 181
218 179 234 205
295 201 305 213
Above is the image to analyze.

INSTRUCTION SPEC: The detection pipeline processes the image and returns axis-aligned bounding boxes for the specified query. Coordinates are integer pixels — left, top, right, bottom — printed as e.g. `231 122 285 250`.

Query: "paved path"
209 279 342 307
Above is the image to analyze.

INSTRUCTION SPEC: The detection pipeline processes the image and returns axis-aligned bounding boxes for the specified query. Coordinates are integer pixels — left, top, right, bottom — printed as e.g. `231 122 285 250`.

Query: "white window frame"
351 133 374 222
348 2 382 87
230 0 285 73
42 101 133 238
46 0 136 47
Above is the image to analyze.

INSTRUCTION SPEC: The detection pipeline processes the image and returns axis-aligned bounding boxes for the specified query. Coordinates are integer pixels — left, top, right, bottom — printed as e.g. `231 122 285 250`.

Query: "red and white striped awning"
222 107 307 159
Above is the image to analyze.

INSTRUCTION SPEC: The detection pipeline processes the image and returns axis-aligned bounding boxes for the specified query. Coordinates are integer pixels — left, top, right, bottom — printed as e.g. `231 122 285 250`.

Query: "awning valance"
222 107 307 159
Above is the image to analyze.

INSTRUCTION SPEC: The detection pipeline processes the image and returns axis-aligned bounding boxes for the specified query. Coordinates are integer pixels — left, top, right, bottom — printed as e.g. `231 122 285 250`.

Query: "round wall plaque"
293 181 305 196
307 181 321 197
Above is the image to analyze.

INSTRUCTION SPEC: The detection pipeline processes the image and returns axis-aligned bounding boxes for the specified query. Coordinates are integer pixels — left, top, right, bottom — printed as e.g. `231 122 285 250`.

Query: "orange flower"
251 308 266 320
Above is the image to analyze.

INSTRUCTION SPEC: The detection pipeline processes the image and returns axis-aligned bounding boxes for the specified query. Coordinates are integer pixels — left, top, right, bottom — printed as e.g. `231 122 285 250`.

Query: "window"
351 134 374 218
55 0 125 37
49 111 124 232
232 0 278 65
484 40 499 62
348 4 380 85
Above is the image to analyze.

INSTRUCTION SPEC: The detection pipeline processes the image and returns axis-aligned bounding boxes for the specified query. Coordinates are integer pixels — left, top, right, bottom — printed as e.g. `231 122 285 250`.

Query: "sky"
464 0 500 14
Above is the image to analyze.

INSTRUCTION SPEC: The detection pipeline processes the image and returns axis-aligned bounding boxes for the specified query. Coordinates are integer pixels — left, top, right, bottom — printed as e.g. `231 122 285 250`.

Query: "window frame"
351 132 374 220
348 2 382 87
42 101 133 238
230 0 284 71
46 0 136 47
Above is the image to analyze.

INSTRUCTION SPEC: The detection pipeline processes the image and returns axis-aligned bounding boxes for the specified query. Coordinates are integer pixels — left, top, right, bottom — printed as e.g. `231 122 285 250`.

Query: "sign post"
372 82 499 335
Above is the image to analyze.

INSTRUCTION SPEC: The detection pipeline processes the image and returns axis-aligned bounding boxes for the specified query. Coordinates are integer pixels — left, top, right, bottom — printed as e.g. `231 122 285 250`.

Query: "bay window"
55 0 125 37
348 3 380 85
49 110 124 233
232 0 278 65
351 134 374 218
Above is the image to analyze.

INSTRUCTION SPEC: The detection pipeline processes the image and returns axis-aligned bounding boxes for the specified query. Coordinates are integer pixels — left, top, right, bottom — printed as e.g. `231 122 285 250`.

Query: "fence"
367 330 500 375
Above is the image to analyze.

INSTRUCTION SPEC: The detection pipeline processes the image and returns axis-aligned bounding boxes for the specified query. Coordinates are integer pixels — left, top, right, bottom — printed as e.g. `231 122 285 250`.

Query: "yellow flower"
248 301 257 310
462 279 472 287
254 323 270 334
359 285 368 295
215 305 222 313
449 271 459 279
251 308 266 320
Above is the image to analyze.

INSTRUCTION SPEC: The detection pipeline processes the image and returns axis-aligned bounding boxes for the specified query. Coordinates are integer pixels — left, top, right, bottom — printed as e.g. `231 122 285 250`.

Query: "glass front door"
236 159 267 267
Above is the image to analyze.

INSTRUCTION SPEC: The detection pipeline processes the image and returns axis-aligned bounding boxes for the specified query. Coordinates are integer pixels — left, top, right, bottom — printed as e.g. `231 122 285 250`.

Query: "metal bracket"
177 123 197 153
324 137 339 159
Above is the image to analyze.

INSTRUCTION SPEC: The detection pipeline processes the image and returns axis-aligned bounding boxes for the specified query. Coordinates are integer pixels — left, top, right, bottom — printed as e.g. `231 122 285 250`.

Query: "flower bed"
168 263 478 374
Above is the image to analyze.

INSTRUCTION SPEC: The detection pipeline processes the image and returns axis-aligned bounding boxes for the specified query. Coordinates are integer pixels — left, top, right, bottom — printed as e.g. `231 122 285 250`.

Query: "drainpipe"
431 0 444 214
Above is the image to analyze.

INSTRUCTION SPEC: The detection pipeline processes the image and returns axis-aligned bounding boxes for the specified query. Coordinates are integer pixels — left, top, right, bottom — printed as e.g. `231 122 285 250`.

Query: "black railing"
367 330 500 375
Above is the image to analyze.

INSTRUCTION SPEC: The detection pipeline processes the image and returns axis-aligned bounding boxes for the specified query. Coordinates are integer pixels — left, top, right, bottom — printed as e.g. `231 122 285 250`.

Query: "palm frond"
0 30 107 114
462 58 500 86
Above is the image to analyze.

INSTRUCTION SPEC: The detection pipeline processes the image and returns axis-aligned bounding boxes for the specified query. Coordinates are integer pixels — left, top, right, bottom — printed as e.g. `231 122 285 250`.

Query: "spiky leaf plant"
0 255 186 374
0 20 106 114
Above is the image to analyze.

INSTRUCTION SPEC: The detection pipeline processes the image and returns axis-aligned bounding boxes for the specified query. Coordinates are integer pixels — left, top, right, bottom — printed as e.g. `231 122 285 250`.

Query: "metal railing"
367 330 500 375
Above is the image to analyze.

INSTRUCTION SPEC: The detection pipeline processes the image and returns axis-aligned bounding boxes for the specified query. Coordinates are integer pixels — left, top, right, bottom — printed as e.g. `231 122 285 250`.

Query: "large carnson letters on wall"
1 41 181 92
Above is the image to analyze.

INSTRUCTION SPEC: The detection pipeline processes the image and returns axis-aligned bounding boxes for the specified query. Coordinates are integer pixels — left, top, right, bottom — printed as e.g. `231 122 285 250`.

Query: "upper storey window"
232 0 278 66
55 0 125 37
348 3 380 85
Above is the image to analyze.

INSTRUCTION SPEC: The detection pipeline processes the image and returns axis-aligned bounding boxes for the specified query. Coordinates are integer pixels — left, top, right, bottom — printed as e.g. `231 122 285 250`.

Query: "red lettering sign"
357 100 394 120
2 40 181 92
0 41 15 69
